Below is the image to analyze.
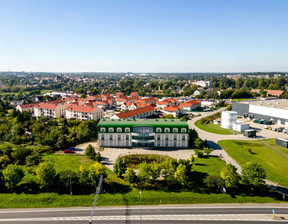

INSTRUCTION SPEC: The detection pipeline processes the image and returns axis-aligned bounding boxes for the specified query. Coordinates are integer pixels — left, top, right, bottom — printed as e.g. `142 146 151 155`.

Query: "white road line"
0 205 287 214
0 214 286 222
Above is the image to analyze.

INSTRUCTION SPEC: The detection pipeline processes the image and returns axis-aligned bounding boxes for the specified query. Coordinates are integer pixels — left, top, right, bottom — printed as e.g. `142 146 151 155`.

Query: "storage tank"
221 111 237 129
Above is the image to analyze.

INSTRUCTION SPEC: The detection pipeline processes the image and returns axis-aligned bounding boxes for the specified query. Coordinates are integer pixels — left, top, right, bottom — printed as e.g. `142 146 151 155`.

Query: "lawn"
0 152 285 208
193 156 226 176
42 154 95 173
218 139 288 187
0 190 283 208
195 120 239 135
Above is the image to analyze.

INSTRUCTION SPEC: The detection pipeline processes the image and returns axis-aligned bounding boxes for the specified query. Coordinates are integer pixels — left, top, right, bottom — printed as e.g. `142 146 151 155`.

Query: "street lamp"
140 190 142 224
68 175 72 206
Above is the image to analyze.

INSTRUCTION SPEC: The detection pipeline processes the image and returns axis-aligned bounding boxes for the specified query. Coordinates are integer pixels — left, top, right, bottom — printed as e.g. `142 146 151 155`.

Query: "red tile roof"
114 106 155 119
67 105 97 113
19 103 39 108
164 106 179 112
265 89 284 96
35 103 60 110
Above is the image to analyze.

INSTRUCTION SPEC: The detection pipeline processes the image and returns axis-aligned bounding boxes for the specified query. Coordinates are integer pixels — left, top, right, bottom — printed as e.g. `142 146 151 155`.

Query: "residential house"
111 106 155 119
34 103 67 118
66 105 103 121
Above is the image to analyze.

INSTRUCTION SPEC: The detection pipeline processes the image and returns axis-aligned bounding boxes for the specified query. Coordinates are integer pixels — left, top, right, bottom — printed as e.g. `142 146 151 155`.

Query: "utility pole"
68 175 72 206
140 190 142 224
88 175 103 224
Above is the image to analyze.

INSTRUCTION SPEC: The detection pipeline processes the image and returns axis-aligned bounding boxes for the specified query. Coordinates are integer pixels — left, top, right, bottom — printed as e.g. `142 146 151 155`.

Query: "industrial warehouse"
98 118 189 148
232 99 288 126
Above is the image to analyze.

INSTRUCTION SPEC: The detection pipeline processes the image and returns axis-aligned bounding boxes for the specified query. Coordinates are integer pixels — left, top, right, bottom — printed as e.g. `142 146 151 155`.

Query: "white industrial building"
233 122 250 132
232 99 288 126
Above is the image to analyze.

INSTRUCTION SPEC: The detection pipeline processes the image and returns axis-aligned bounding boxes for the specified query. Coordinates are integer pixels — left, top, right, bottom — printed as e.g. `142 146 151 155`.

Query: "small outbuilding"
276 138 288 148
233 122 250 132
243 129 256 138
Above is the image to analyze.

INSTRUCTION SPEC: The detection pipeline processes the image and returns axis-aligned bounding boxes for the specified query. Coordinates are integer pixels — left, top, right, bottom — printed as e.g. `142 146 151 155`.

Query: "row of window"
100 127 187 133
100 134 186 141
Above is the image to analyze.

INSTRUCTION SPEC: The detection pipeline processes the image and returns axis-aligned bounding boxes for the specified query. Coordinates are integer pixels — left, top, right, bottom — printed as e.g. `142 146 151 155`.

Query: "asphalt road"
0 204 287 223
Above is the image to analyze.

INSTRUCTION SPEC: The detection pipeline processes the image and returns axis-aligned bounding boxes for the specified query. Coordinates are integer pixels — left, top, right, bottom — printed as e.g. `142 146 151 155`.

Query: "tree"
95 152 101 162
204 175 224 192
88 162 106 186
161 157 178 184
2 164 24 190
174 163 188 186
124 168 136 183
85 144 95 160
149 161 161 182
203 147 213 156
137 162 151 184
220 164 240 191
36 162 57 190
165 114 174 119
242 161 266 187
113 158 127 177
194 148 204 158
57 170 79 194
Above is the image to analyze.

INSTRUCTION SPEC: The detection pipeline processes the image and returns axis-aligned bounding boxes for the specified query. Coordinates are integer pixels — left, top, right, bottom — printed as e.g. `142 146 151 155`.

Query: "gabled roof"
164 106 179 112
156 101 169 105
19 103 39 108
67 105 97 113
114 106 155 119
35 103 61 110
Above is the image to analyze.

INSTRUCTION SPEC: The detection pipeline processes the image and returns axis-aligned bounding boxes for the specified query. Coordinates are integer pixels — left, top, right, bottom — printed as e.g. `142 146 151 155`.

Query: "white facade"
66 107 104 121
34 105 67 118
232 122 250 132
221 111 237 129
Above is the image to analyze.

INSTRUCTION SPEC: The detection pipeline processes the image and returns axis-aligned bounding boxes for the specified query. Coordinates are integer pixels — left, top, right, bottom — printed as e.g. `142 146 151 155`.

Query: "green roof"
98 118 188 128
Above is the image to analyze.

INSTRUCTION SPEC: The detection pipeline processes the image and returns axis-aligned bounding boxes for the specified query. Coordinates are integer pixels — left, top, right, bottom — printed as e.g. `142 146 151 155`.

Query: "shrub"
85 144 95 160
194 148 204 158
204 175 224 192
124 168 136 183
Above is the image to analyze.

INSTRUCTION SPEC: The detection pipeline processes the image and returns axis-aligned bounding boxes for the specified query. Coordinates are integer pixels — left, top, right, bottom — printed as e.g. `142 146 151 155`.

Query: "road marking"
0 205 288 214
0 214 286 222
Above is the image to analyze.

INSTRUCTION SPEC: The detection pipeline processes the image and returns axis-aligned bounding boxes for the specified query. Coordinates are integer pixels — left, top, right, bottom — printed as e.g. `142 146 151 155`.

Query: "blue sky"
0 0 287 72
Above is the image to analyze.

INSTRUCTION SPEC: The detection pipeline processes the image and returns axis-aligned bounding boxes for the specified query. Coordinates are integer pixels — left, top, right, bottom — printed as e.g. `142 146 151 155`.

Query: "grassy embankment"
195 120 239 135
218 139 288 187
0 153 285 208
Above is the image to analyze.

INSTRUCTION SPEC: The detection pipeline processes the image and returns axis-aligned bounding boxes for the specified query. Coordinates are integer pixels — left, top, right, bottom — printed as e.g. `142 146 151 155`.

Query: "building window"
164 128 170 133
182 135 185 141
157 135 160 140
165 141 168 147
117 128 122 132
181 128 187 133
100 128 106 132
125 128 130 132
109 128 114 132
109 134 113 140
156 128 161 133
174 141 177 147
101 135 104 140
157 142 160 147
165 135 169 141
173 128 178 133
174 135 177 141
118 134 121 140
126 134 129 140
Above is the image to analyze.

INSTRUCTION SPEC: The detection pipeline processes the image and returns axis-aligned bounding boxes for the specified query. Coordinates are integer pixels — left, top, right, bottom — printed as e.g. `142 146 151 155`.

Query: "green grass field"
193 156 226 176
42 154 95 173
0 190 283 208
195 120 239 135
218 139 288 187
0 153 285 208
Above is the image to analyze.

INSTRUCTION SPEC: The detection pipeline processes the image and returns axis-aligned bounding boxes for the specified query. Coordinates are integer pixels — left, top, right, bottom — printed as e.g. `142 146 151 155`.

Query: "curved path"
188 108 286 191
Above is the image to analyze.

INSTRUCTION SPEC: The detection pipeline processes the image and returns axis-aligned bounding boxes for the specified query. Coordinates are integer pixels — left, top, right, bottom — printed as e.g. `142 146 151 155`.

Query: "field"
0 190 282 208
0 152 285 208
218 139 288 187
0 90 52 95
195 120 239 135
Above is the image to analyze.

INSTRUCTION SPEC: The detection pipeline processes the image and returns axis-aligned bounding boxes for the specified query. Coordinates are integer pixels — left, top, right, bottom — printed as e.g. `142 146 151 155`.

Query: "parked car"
64 147 75 153
282 129 288 134
272 127 278 131
264 125 271 129
277 127 284 132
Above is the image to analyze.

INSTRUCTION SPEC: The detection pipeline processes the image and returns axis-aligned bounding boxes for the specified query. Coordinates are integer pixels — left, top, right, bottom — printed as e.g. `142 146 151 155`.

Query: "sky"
0 0 287 73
